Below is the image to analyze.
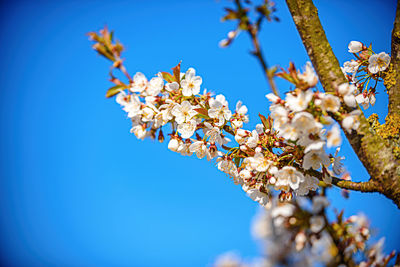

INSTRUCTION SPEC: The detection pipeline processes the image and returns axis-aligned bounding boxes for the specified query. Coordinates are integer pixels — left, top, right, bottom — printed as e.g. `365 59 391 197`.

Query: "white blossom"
130 125 147 140
296 174 319 196
370 93 376 106
203 122 227 145
159 100 176 122
275 166 304 191
285 90 313 112
177 119 197 138
292 112 317 133
242 185 269 207
342 110 361 133
116 91 130 106
178 142 193 156
317 94 341 113
217 158 238 178
168 138 182 152
250 153 271 173
145 76 164 96
232 101 249 129
278 124 299 141
332 148 345 175
270 104 289 130
235 100 248 116
303 149 330 170
326 125 341 148
304 141 325 154
368 52 390 74
171 101 197 124
189 141 211 160
298 124 324 147
355 93 375 109
235 129 249 145
208 95 232 126
265 93 280 103
255 124 264 134
246 130 259 148
165 82 179 92
348 41 363 53
343 60 360 73
124 95 142 118
130 72 148 93
239 169 252 180
298 62 318 87
337 83 355 96
337 83 357 108
181 68 202 96
141 105 156 122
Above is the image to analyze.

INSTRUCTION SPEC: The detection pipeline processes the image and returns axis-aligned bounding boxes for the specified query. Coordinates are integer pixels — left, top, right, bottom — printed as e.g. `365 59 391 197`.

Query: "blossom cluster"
90 27 371 209
112 62 356 208
214 196 396 267
342 41 391 109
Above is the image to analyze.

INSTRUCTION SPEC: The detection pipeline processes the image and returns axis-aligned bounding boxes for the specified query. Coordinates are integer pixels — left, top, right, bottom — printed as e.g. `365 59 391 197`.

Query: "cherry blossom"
368 52 390 74
181 67 202 96
348 41 363 53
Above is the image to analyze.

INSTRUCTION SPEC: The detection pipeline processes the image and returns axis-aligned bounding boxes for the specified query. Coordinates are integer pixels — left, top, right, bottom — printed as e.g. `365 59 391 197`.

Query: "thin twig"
234 0 280 96
294 162 379 193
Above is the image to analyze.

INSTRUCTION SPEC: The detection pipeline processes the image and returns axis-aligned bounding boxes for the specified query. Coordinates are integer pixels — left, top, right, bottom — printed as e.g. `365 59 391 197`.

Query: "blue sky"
0 0 398 266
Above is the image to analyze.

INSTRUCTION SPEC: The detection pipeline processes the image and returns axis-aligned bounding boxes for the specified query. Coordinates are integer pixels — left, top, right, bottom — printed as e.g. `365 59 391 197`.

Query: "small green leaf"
106 85 125 98
195 114 209 119
161 72 175 83
222 8 239 21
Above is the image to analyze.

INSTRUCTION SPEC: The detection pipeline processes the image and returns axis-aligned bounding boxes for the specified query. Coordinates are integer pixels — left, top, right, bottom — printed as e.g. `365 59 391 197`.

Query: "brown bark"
285 0 400 208
388 0 400 117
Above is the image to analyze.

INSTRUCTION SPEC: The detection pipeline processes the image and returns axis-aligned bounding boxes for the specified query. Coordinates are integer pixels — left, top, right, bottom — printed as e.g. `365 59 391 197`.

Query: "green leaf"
222 8 239 21
106 85 125 98
161 72 175 83
195 114 209 119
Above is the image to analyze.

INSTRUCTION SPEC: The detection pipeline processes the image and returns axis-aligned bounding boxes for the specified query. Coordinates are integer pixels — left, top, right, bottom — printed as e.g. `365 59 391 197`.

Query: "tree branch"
285 0 400 208
331 177 379 193
301 164 379 193
233 0 280 97
388 0 400 117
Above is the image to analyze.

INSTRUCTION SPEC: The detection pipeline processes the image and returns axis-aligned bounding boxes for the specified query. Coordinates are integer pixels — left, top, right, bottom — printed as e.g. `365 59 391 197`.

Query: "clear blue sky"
0 0 398 266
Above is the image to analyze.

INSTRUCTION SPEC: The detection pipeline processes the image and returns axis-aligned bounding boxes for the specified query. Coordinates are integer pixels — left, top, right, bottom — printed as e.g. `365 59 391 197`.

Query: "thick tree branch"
388 0 400 116
286 0 400 208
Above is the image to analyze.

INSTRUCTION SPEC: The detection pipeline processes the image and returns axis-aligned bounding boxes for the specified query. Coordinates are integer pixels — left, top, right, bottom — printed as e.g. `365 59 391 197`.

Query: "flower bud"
158 130 164 143
168 138 180 152
348 41 363 53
